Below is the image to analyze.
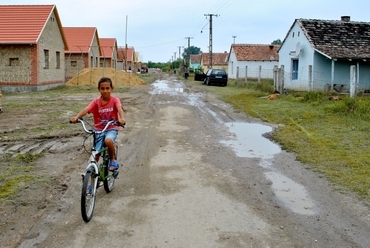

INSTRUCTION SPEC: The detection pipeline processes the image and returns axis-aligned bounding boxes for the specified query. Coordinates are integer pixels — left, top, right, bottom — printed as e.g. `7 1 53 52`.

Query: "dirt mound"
66 68 146 86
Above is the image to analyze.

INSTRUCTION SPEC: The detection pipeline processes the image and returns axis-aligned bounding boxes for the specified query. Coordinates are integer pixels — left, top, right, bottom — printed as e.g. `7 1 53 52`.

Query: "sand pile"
66 68 146 86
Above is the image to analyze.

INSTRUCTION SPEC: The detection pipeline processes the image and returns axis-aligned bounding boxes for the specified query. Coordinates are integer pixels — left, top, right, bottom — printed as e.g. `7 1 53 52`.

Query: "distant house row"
190 16 370 93
0 5 141 92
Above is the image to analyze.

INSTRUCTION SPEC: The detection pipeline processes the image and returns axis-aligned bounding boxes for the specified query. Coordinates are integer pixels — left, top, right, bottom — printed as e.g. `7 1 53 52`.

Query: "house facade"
200 52 229 72
0 5 68 92
279 16 370 92
117 46 135 71
189 54 201 70
99 38 118 69
228 44 280 79
64 27 101 79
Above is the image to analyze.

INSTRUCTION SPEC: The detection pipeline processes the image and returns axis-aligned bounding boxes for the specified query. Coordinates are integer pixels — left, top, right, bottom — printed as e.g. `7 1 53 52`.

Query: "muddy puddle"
151 78 317 215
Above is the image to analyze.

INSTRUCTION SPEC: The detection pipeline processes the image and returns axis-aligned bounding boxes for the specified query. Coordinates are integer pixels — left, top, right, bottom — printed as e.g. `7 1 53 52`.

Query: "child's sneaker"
86 185 93 196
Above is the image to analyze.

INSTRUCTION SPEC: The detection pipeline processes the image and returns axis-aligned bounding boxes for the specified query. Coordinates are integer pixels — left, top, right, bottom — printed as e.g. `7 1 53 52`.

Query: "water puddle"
265 172 316 215
221 122 316 215
149 79 186 95
220 122 280 160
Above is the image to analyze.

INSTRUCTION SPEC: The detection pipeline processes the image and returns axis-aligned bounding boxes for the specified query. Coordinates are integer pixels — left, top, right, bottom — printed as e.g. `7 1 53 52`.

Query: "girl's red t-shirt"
87 96 122 131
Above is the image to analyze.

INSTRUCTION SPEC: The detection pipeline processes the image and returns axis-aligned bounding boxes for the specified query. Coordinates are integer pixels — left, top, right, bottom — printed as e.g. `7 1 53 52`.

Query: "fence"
234 64 366 97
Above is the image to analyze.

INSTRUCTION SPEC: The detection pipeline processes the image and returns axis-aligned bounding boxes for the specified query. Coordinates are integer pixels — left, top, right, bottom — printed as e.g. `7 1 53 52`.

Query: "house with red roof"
190 54 201 70
99 38 118 68
0 5 68 92
200 52 229 72
63 27 101 79
227 44 280 80
117 46 135 71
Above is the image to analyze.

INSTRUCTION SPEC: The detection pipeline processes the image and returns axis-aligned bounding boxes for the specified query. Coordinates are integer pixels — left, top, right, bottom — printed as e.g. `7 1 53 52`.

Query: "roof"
287 18 370 60
230 44 280 61
117 47 135 62
0 4 68 49
201 52 229 66
99 38 117 58
190 54 201 63
64 27 100 53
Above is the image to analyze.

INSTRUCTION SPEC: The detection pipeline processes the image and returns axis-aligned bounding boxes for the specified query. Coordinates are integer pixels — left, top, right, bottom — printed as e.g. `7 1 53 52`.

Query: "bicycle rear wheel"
81 170 96 222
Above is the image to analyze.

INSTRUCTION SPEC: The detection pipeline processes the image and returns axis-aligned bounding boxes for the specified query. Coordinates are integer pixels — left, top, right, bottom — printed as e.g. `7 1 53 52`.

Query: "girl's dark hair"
98 77 113 88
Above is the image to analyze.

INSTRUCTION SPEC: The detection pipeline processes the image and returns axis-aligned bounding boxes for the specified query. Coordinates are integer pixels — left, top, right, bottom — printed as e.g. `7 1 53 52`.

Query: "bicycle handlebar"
70 118 124 134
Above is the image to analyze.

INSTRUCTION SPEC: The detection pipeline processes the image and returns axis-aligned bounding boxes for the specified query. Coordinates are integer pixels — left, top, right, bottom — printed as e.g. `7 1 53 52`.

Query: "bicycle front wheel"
81 170 96 222
103 161 115 193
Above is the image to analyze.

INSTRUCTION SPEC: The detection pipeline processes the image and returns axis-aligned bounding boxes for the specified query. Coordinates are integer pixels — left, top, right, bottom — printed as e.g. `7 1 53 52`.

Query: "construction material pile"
66 68 146 86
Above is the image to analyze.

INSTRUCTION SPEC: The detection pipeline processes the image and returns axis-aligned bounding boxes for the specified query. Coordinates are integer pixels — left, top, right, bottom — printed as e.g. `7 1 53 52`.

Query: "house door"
292 59 299 80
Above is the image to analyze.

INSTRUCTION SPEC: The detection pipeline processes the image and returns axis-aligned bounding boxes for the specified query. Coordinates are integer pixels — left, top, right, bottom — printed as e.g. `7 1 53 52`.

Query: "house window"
9 58 19 66
71 61 77 67
292 59 299 80
56 51 60 69
44 49 49 69
298 31 300 37
292 32 295 38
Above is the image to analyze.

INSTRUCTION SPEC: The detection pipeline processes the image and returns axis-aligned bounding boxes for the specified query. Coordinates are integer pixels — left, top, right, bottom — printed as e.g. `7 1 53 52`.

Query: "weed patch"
0 153 43 201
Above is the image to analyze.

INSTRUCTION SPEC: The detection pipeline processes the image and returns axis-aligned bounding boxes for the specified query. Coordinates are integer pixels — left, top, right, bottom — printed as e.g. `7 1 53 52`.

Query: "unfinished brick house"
0 5 68 92
117 46 135 71
99 38 118 69
63 27 101 79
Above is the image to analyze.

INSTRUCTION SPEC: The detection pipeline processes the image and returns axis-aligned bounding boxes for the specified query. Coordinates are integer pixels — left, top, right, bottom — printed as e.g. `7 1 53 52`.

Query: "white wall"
279 21 314 91
228 48 279 79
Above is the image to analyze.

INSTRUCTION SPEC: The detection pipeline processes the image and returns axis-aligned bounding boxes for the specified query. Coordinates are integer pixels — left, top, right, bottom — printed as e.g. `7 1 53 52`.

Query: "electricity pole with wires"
204 14 218 69
184 37 193 67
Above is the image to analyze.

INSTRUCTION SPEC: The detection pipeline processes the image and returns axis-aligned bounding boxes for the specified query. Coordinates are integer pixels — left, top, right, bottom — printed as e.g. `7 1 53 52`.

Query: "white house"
279 16 370 92
227 44 280 79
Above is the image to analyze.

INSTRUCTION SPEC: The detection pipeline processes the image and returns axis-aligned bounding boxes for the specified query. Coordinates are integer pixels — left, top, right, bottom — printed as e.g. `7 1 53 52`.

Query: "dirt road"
1 73 370 247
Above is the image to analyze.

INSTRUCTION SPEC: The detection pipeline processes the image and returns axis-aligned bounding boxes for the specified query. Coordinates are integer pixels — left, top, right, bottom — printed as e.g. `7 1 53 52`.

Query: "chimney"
341 16 350 22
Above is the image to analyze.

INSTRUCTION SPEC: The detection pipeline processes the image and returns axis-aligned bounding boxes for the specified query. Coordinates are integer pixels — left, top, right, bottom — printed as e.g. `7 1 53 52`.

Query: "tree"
271 39 282 45
182 46 202 59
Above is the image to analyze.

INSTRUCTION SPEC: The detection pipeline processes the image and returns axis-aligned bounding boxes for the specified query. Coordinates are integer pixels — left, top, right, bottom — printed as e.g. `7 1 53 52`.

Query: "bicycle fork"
81 162 100 187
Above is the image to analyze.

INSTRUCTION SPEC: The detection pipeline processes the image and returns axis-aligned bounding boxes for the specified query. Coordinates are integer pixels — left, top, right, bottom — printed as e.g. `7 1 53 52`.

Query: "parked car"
194 69 206 81
203 68 228 87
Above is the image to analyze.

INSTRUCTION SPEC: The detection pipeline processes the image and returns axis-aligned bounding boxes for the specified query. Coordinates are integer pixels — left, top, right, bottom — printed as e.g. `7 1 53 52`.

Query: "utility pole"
205 14 218 69
184 37 193 67
125 15 128 71
178 46 183 60
232 35 237 44
174 52 176 61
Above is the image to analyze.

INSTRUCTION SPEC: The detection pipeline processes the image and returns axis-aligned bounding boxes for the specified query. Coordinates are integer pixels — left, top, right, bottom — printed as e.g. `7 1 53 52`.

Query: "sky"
6 0 370 63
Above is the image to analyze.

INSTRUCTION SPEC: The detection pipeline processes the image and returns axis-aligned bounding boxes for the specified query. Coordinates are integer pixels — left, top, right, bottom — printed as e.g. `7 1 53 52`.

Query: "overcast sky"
7 0 370 62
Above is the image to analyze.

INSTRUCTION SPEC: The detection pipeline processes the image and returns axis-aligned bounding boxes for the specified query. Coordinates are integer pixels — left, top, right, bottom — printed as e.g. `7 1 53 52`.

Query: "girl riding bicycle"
70 77 125 171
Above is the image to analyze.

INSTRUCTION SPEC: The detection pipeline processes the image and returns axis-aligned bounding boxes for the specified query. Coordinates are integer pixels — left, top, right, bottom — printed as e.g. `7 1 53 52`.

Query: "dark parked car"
203 68 228 87
194 69 206 81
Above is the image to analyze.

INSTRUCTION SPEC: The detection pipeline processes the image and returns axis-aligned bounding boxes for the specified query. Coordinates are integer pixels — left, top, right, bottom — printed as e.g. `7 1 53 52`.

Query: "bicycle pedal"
112 171 119 179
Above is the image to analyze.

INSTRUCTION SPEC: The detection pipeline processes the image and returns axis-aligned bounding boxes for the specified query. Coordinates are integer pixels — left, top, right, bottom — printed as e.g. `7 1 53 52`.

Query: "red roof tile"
100 38 117 58
64 27 100 53
0 4 67 48
201 52 229 66
231 44 280 61
117 47 135 62
190 54 201 63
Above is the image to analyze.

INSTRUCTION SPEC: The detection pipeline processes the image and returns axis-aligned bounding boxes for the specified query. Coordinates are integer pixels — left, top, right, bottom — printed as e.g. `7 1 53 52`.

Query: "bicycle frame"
75 118 123 223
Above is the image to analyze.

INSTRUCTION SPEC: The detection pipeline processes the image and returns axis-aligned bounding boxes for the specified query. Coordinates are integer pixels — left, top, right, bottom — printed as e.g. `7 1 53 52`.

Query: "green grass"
186 77 370 199
0 153 43 201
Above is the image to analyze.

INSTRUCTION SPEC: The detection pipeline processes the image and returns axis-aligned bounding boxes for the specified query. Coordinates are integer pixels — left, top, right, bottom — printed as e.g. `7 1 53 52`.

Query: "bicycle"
72 118 124 222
